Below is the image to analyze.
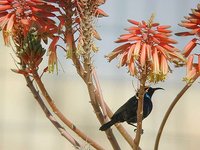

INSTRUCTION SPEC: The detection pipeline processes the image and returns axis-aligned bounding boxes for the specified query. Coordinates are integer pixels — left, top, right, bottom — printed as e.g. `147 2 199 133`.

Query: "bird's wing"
112 96 137 117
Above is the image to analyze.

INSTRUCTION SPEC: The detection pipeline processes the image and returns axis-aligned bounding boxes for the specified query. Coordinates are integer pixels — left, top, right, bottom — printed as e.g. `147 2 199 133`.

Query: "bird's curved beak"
154 87 164 91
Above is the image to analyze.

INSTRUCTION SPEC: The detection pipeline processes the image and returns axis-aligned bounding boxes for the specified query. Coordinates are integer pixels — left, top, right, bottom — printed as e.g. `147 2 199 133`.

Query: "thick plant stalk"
133 67 147 150
25 75 81 148
60 0 120 148
154 73 199 150
81 33 120 149
70 27 120 149
83 60 121 150
92 68 108 119
32 71 105 150
67 17 120 149
92 68 137 148
76 1 121 149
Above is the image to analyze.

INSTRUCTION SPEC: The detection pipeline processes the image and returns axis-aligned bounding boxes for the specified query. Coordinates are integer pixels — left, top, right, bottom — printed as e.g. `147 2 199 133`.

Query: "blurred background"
0 0 200 150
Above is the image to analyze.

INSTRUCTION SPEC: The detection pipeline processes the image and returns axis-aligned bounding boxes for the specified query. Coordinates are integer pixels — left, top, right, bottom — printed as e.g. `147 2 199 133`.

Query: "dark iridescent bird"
99 87 164 131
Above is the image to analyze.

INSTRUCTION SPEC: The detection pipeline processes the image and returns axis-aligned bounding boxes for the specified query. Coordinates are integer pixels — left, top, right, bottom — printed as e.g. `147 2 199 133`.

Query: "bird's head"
145 87 164 99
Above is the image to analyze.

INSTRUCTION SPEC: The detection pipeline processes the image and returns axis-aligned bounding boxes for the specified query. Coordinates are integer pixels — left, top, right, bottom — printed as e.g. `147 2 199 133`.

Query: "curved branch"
92 68 108 119
92 68 136 148
83 62 121 150
154 73 199 150
25 75 81 148
32 71 105 150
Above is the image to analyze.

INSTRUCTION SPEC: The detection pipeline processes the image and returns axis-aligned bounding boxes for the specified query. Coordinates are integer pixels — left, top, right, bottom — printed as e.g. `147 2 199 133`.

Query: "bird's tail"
99 120 115 131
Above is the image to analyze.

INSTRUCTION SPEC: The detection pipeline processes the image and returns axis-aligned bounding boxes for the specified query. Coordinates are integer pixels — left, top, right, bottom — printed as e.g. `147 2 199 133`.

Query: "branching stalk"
65 11 120 149
92 68 136 148
32 70 105 150
76 1 121 148
154 73 200 150
92 68 108 119
83 57 121 150
24 75 81 148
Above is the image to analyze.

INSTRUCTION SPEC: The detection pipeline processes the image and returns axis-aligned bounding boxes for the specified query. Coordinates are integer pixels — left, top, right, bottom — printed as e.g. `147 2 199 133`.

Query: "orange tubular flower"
176 3 200 57
176 3 200 82
48 36 59 73
183 54 200 82
0 0 59 73
0 0 59 45
106 16 184 82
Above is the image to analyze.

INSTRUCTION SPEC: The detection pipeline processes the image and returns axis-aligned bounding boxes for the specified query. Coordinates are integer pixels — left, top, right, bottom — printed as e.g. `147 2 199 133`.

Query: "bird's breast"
143 99 153 118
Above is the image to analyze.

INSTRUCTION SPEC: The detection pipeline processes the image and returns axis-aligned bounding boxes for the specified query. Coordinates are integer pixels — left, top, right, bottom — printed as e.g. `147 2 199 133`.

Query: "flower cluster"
183 54 200 82
176 3 200 82
46 0 108 72
0 0 60 74
0 0 59 45
0 0 108 73
19 28 46 69
74 0 108 57
106 16 184 82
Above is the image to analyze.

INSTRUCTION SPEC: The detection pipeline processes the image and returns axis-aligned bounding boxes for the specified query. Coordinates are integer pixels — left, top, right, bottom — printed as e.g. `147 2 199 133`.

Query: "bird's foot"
134 128 144 134
127 122 144 134
127 122 137 128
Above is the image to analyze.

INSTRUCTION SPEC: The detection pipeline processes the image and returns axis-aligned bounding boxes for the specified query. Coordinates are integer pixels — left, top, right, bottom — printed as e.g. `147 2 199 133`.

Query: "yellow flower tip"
2 31 11 46
48 63 58 74
48 64 54 73
147 13 156 27
148 72 167 83
104 54 112 62
197 3 200 9
48 50 58 73
66 45 73 59
76 46 86 56
93 29 102 40
92 44 99 52
183 54 199 83
133 54 139 60
182 77 194 84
